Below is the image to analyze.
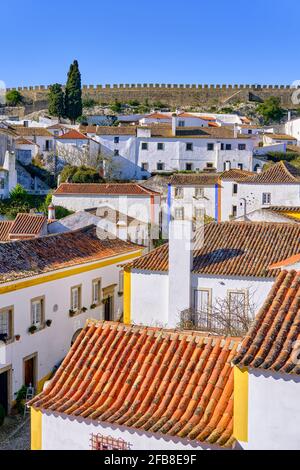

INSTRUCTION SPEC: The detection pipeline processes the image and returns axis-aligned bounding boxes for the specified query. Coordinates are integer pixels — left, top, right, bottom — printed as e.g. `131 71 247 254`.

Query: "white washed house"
0 226 142 414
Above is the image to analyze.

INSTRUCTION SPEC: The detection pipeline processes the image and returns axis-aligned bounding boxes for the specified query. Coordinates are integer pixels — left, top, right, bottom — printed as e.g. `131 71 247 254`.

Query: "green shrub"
15 385 27 414
60 165 104 184
6 90 23 106
256 97 284 124
82 98 97 108
266 152 298 162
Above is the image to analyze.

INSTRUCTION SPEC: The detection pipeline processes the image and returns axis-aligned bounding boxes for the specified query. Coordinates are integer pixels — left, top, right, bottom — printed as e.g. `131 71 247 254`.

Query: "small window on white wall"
262 193 271 205
31 297 44 327
92 279 101 305
71 286 81 312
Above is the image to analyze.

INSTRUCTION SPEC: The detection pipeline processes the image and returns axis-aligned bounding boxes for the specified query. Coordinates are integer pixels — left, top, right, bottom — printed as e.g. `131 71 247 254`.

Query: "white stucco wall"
41 412 219 450
0 258 131 401
131 270 169 327
171 185 216 220
243 370 300 450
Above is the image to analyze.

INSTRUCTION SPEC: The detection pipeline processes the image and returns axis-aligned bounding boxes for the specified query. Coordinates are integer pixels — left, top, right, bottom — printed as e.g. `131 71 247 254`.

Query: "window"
90 434 131 451
71 286 82 312
193 289 212 328
31 297 44 328
221 143 224 151
195 187 204 198
185 163 193 171
141 142 148 150
238 163 244 170
233 183 238 195
223 161 231 171
194 207 205 221
114 149 119 156
157 143 164 151
119 271 124 294
174 187 183 199
262 193 271 205
141 162 149 172
178 120 185 127
225 144 232 151
114 137 119 144
0 178 5 190
248 129 253 135
232 205 237 217
238 144 246 150
157 162 164 171
228 290 247 330
186 143 193 151
207 143 214 151
206 162 214 169
92 279 101 306
0 307 13 341
174 207 184 220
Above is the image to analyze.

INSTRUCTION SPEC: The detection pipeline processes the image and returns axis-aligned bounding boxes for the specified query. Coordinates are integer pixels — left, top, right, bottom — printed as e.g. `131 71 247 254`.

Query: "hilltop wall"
6 83 300 111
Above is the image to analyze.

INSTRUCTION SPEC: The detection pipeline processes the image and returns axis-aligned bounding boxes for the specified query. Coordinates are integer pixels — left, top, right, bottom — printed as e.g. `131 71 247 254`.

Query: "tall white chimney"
233 124 238 139
288 111 292 121
168 219 193 327
172 113 177 136
48 202 56 220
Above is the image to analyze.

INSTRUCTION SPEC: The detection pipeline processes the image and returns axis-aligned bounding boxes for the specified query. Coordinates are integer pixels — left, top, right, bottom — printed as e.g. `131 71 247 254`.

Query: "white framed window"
174 207 184 220
141 162 149 172
0 307 13 341
157 143 164 151
195 187 204 198
141 142 148 150
157 162 164 171
71 286 82 312
92 279 101 305
193 289 212 328
194 207 205 220
228 290 248 330
31 297 44 327
232 183 238 195
262 193 271 205
185 163 193 171
174 187 183 199
178 120 185 127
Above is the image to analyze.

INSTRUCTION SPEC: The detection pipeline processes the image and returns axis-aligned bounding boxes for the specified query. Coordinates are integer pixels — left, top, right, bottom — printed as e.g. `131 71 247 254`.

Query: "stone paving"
0 415 30 451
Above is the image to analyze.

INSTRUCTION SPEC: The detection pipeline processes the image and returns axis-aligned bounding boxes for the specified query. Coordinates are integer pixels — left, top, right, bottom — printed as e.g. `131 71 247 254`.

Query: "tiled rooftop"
0 225 139 284
29 321 239 448
170 173 220 186
56 129 89 140
127 222 300 278
54 183 160 196
10 213 47 238
12 127 53 137
233 270 300 375
0 221 14 242
242 161 300 184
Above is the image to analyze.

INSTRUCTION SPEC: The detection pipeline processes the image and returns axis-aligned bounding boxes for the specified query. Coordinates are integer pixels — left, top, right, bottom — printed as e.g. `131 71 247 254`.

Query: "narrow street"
0 416 30 451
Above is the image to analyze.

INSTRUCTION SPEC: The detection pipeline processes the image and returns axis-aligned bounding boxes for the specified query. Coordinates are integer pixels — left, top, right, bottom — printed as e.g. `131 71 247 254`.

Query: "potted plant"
81 307 87 313
46 319 52 327
69 309 76 317
15 334 21 341
90 303 97 310
28 325 37 335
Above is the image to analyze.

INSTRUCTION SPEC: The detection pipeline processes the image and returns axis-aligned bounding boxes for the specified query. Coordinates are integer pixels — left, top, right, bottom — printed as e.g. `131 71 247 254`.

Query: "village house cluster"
1 108 300 451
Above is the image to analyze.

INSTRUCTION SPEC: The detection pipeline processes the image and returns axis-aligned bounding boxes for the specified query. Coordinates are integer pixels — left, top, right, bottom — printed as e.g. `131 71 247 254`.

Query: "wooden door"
0 371 8 414
24 357 35 388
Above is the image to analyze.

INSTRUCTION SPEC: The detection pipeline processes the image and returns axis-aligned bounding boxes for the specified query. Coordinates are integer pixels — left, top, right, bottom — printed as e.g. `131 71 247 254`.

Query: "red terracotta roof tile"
265 133 296 141
54 183 160 196
170 173 220 186
29 321 239 448
13 127 53 137
233 270 300 375
0 221 14 242
220 169 254 181
127 222 300 278
0 225 139 284
9 213 47 238
56 129 89 140
242 161 300 184
269 254 300 270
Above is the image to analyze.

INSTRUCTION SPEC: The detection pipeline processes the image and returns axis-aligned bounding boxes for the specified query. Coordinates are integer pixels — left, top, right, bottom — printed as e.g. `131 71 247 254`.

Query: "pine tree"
65 60 82 124
48 83 65 120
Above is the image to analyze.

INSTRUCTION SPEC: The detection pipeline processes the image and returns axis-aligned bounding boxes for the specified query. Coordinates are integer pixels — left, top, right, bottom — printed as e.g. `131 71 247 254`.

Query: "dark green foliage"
110 100 122 113
19 162 56 189
256 97 285 124
266 151 299 162
15 386 27 414
48 83 65 118
152 101 167 109
82 98 97 108
65 60 82 123
0 404 5 425
5 90 23 106
60 165 104 184
128 100 140 107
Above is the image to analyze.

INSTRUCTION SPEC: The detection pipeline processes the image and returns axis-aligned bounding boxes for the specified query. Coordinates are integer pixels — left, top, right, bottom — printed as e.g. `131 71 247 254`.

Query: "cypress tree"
65 60 82 124
48 83 65 120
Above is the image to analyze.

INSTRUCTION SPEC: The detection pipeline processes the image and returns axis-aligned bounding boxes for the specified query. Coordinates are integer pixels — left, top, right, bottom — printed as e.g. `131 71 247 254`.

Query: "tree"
5 90 23 106
48 83 65 119
59 165 104 184
9 184 29 203
64 60 82 124
256 97 284 124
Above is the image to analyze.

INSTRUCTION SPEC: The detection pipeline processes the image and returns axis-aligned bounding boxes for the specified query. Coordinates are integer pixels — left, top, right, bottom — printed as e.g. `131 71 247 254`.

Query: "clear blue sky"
2 0 300 87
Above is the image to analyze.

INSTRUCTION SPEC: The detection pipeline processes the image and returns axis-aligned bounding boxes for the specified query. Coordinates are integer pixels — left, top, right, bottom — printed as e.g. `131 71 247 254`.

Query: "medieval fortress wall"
5 83 300 111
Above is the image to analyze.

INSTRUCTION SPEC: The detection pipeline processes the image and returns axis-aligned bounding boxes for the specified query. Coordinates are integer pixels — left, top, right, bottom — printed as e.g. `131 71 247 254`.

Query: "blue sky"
2 0 300 87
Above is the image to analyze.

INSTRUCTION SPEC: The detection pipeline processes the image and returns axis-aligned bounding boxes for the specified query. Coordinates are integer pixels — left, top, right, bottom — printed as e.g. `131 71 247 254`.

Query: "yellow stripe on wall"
0 251 143 295
31 408 42 450
233 366 249 442
123 268 131 325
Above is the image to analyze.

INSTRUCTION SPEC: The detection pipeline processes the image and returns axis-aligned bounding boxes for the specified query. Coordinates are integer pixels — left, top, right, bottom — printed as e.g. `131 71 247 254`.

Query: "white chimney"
233 124 238 139
172 114 177 136
48 202 56 220
256 166 262 174
288 111 292 121
168 219 193 328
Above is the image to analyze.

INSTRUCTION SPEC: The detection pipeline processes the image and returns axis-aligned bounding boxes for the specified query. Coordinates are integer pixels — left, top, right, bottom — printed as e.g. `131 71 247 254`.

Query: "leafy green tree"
10 184 29 203
60 165 104 184
48 83 65 119
256 97 284 124
110 100 122 113
65 60 82 124
5 90 23 106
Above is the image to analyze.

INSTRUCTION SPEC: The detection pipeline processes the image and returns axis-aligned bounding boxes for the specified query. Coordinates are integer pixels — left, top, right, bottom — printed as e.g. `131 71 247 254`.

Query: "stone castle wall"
6 83 300 110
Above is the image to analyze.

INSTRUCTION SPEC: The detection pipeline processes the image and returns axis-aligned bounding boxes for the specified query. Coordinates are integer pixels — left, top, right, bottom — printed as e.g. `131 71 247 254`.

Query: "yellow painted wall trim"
280 211 300 220
0 250 143 295
31 408 42 450
233 366 249 443
123 268 131 325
